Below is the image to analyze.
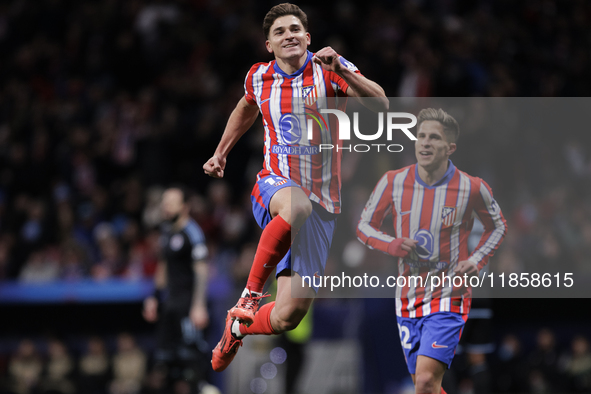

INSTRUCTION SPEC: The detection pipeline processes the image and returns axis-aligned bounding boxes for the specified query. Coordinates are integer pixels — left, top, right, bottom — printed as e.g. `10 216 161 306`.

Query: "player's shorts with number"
396 312 468 374
251 175 337 290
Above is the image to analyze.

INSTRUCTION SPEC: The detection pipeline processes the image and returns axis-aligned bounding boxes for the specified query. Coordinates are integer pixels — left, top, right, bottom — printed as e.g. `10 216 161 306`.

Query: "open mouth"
419 151 433 157
283 43 298 48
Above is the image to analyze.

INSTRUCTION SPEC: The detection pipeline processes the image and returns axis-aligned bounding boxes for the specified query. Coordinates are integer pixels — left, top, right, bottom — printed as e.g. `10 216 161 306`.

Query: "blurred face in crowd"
266 15 310 62
415 120 456 173
117 333 135 352
161 189 186 224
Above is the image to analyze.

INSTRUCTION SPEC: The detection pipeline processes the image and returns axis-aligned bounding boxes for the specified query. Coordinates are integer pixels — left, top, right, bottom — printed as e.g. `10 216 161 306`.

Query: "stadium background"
0 0 590 393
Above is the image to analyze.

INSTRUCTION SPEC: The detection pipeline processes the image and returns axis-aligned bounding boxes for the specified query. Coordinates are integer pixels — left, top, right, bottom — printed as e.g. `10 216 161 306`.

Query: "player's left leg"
413 355 447 394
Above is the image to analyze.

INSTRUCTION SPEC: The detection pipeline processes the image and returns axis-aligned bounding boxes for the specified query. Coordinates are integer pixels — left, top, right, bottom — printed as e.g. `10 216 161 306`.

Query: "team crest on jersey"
302 85 318 106
441 206 457 228
170 234 184 251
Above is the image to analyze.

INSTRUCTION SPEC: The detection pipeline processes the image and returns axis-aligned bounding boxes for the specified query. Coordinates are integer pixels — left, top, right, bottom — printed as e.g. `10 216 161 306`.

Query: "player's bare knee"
277 198 311 228
414 370 438 392
290 198 312 228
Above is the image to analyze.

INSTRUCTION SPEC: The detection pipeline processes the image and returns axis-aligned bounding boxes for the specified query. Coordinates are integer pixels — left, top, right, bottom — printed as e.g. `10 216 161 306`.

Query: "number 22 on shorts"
398 323 412 349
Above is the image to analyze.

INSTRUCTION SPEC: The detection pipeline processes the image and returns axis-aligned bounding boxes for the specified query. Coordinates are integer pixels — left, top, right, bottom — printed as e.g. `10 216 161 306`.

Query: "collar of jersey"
414 159 456 189
273 50 312 78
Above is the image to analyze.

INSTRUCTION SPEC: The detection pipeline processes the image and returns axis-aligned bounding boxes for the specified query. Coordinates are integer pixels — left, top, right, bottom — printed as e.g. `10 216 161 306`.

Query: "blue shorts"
250 175 337 291
396 312 467 374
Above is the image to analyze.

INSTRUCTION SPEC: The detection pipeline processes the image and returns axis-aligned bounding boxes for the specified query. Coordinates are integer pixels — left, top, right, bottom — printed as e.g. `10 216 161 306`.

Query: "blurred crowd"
1 333 170 394
0 0 586 288
1 328 590 394
493 328 591 393
0 0 590 284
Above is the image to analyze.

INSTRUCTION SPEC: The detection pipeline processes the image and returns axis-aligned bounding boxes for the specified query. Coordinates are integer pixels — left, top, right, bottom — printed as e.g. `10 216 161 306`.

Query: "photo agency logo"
274 106 418 154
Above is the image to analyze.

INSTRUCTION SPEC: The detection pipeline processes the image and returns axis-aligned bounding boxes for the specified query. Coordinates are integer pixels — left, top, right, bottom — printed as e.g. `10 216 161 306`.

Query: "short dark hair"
417 108 460 143
263 3 308 39
166 184 191 203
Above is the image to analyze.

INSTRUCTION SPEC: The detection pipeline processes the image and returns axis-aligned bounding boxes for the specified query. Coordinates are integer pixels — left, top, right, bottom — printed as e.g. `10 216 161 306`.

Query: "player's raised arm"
203 97 259 178
456 179 507 276
313 46 388 112
356 172 417 257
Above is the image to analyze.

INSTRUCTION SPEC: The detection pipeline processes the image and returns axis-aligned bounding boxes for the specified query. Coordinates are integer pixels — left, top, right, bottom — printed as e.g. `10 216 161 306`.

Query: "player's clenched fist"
312 46 343 73
387 238 418 258
203 155 226 178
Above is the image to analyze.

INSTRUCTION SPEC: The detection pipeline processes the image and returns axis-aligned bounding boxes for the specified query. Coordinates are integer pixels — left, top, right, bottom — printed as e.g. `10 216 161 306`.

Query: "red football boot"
229 291 270 327
211 311 243 372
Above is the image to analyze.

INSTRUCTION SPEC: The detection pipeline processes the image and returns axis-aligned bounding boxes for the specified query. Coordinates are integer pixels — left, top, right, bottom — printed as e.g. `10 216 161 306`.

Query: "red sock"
239 302 277 335
246 215 292 293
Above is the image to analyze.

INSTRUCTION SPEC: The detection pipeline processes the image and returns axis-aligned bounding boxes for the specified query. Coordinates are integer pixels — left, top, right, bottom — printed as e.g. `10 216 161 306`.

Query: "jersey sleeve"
329 56 363 96
186 223 209 262
468 179 507 271
244 64 261 106
356 172 396 253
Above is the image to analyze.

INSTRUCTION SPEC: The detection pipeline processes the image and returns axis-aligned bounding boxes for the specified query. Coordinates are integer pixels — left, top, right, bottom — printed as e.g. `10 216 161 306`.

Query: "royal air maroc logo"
273 107 328 156
413 229 434 260
278 113 303 144
441 206 457 228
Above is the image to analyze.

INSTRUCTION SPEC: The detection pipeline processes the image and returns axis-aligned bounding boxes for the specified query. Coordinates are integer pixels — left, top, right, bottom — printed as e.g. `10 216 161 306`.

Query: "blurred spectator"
563 335 591 392
39 339 74 394
59 240 88 280
8 339 43 394
110 333 146 394
141 187 163 230
93 236 124 279
141 368 167 394
78 336 111 394
18 247 59 283
465 352 490 394
495 334 528 393
527 328 565 392
0 235 12 280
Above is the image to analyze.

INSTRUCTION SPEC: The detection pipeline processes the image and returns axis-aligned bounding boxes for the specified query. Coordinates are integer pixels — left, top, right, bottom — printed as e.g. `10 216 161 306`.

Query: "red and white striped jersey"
244 50 361 213
357 161 507 317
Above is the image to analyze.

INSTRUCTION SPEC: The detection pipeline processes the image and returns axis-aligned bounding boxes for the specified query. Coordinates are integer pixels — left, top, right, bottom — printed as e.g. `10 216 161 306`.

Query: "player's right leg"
212 178 311 372
230 182 311 326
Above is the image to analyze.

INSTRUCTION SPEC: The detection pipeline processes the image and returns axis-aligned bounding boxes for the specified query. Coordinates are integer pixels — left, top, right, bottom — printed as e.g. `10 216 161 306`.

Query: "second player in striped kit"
357 108 506 394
